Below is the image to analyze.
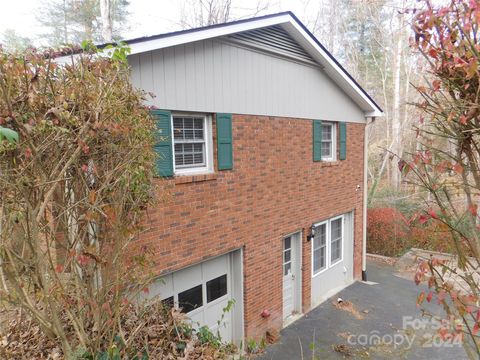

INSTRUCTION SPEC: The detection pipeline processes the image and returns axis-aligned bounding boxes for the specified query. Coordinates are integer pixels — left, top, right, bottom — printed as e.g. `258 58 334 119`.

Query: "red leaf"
469 204 478 217
143 287 150 294
432 79 441 91
419 214 429 224
428 209 438 219
417 291 426 306
428 48 438 58
460 115 468 125
414 271 423 285
81 164 89 173
473 323 480 336
77 254 90 266
437 290 447 303
453 163 464 174
55 264 64 273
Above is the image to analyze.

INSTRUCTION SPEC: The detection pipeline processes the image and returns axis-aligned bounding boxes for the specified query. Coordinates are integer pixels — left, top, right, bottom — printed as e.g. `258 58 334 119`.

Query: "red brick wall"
136 113 365 339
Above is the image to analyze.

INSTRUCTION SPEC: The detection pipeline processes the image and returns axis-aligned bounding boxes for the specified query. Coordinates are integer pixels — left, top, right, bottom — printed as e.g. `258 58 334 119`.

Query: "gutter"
362 116 375 281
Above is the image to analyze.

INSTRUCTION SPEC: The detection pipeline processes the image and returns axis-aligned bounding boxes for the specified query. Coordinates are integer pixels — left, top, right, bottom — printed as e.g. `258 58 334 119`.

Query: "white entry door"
283 235 296 320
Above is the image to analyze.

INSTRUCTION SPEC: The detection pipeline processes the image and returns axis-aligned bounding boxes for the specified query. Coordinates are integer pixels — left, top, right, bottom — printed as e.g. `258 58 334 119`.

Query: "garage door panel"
204 299 230 327
146 273 173 300
211 317 231 342
173 263 203 293
203 255 229 281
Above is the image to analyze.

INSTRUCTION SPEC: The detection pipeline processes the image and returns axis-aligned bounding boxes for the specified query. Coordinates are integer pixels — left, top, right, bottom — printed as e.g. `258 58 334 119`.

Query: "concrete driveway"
257 259 469 360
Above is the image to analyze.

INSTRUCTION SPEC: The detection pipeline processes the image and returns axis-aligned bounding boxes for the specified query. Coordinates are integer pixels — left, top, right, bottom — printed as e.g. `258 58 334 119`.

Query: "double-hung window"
330 217 343 265
172 114 212 175
312 215 344 276
321 122 336 161
312 223 327 274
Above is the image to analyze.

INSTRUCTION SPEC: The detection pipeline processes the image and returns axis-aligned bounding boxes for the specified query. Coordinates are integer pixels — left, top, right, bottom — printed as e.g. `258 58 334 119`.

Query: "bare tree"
179 0 271 28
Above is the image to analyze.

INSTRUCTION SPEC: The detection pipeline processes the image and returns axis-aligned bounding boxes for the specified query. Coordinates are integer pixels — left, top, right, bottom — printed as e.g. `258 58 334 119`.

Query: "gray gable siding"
129 39 366 123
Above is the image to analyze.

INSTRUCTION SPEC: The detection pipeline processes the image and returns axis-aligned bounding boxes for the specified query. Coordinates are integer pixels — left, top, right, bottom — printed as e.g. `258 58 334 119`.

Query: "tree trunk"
100 0 113 42
391 2 405 190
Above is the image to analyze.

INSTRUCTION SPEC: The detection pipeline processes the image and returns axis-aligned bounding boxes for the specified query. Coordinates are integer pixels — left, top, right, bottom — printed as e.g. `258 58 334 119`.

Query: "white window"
330 217 343 265
172 114 213 175
321 123 336 161
312 215 344 276
312 223 327 274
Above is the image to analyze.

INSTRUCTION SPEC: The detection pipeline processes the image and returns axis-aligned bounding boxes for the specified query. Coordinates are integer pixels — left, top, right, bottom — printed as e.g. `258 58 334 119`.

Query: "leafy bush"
367 207 410 256
368 206 460 257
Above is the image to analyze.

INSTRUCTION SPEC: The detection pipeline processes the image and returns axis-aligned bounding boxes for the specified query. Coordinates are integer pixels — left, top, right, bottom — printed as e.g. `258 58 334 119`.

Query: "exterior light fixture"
307 224 315 242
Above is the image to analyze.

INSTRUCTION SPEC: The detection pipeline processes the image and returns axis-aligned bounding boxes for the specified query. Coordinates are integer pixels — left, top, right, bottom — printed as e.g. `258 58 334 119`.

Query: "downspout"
362 116 374 281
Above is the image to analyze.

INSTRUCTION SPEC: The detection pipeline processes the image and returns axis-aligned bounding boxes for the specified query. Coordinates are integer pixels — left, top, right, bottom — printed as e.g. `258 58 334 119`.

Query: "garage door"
149 253 234 342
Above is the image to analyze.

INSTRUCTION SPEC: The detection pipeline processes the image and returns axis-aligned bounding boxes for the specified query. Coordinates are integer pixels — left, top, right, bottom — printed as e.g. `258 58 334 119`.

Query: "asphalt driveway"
257 259 469 360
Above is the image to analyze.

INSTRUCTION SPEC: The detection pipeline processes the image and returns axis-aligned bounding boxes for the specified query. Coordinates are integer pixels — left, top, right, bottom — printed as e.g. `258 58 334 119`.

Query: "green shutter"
339 122 347 160
313 120 322 162
216 113 233 170
151 109 173 177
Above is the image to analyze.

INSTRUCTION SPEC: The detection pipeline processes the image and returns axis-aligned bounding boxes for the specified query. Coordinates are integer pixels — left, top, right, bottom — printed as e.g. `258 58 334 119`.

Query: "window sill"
174 173 218 185
320 161 340 167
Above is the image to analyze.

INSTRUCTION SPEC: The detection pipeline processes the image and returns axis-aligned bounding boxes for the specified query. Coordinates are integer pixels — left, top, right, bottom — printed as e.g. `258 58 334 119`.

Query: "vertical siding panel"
212 41 223 111
221 43 232 111
204 40 215 111
163 47 176 108
265 55 274 116
250 51 259 115
151 49 166 108
258 50 269 114
174 45 187 109
230 45 239 114
129 54 141 89
279 59 289 115
184 43 197 110
194 41 206 110
139 52 154 107
237 47 247 112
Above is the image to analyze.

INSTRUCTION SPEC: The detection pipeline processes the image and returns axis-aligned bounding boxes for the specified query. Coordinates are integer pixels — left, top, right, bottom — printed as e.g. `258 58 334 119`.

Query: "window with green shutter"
313 120 322 162
216 113 233 170
151 109 174 177
314 120 339 162
339 122 347 160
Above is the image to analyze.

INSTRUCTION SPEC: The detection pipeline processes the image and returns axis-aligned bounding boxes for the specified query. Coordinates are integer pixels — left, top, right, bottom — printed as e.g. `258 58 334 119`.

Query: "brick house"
124 12 383 344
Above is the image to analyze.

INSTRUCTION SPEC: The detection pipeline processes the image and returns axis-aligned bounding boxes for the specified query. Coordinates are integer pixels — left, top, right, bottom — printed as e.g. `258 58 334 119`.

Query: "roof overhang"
58 11 383 117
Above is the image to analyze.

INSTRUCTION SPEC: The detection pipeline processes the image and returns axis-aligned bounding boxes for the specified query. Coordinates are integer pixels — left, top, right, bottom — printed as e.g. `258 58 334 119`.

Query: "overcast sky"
0 0 314 43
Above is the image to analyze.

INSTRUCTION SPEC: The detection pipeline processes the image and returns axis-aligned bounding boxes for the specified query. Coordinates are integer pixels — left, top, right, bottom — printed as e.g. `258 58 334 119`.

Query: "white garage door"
149 253 234 342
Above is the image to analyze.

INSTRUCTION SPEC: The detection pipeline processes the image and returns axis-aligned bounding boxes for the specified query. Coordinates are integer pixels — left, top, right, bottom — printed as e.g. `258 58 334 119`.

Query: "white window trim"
311 220 328 277
329 215 344 267
311 214 344 277
171 113 214 176
321 122 336 162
